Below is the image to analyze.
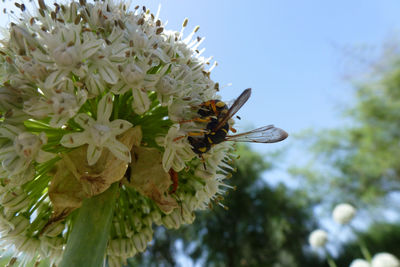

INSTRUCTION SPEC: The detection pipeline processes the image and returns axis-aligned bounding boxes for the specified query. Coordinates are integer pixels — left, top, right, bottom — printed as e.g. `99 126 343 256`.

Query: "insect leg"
168 168 179 194
179 117 211 124
173 131 204 142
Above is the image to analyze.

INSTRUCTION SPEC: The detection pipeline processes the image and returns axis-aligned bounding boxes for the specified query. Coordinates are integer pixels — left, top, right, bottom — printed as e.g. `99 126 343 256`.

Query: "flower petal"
36 150 55 163
87 144 103 166
98 65 119 84
0 124 21 139
44 69 69 89
105 139 131 163
110 120 132 136
110 81 130 95
162 147 175 172
49 115 68 128
81 39 103 59
74 113 94 129
86 74 105 97
60 132 89 148
0 146 15 161
97 93 113 122
171 157 185 172
131 88 150 115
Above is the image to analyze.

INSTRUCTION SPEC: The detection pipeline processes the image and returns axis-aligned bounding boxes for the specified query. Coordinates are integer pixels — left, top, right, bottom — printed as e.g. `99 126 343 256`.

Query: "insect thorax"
198 100 228 118
188 100 230 155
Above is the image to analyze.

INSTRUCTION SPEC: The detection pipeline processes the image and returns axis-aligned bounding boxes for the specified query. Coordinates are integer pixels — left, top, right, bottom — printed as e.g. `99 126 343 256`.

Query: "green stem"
324 248 337 267
349 225 372 261
327 257 337 267
59 183 119 267
359 240 372 262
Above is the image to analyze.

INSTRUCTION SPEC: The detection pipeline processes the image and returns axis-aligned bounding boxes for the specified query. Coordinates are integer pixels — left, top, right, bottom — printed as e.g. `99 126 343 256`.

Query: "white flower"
167 98 194 121
1 188 31 214
309 229 328 248
34 23 103 75
332 203 356 225
123 63 146 86
350 259 371 267
53 44 80 67
157 124 196 172
0 125 52 180
107 238 136 258
14 57 48 82
13 236 41 263
24 79 88 128
156 75 178 105
61 93 132 165
111 62 167 114
371 253 400 267
0 86 23 111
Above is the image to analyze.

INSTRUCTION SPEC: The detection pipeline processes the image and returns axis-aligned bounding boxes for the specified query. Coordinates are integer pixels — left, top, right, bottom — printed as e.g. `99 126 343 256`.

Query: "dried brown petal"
124 146 178 214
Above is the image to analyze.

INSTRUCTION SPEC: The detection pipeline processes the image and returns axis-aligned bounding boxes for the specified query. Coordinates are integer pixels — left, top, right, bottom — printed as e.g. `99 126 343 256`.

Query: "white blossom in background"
0 0 235 266
309 229 328 249
371 253 400 267
332 203 356 225
350 259 371 267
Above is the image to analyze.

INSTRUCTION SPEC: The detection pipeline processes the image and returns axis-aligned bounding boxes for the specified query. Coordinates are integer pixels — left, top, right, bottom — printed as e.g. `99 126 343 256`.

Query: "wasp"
186 88 288 155
170 88 288 194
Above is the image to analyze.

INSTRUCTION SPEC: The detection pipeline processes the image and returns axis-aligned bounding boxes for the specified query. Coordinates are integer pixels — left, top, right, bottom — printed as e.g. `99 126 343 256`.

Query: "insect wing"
225 125 288 143
214 88 251 131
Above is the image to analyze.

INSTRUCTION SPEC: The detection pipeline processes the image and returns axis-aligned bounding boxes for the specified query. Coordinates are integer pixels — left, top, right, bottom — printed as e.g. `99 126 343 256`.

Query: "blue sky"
2 0 400 142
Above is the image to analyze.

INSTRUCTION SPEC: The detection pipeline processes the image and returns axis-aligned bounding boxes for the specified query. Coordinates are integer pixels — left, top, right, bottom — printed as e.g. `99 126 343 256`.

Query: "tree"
129 145 320 266
290 55 400 207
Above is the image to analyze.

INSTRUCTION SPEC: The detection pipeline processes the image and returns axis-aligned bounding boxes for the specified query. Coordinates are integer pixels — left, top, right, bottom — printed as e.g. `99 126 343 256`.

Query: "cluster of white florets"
0 0 234 265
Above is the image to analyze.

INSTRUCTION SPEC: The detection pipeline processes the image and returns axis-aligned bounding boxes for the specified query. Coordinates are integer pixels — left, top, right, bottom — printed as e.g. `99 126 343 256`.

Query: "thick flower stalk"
0 1 235 266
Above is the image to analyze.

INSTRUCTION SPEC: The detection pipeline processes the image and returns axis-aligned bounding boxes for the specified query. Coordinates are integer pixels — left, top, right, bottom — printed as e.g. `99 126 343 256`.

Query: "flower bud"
108 238 136 257
371 253 400 267
41 222 65 237
350 259 371 267
7 216 29 237
132 233 146 252
108 256 124 267
123 64 145 86
132 31 149 49
309 229 328 248
332 203 356 225
53 45 79 67
156 75 176 95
